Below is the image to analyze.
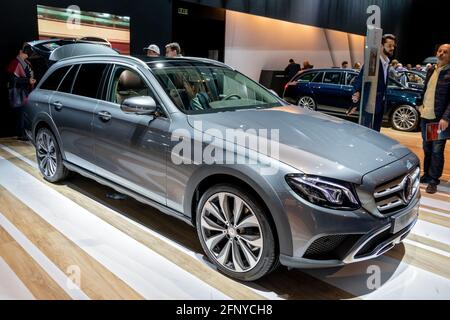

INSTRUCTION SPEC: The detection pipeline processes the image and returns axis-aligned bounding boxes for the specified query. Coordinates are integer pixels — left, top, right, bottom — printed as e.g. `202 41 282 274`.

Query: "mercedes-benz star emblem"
402 174 414 203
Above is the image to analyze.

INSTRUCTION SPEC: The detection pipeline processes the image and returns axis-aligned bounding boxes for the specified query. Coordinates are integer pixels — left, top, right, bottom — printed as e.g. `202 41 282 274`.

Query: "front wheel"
35 127 68 182
391 105 419 132
196 184 278 281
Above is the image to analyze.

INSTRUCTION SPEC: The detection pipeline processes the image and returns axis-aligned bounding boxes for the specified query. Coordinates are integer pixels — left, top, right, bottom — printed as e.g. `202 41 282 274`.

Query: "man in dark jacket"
6 44 36 140
349 34 397 132
284 59 301 81
418 44 450 194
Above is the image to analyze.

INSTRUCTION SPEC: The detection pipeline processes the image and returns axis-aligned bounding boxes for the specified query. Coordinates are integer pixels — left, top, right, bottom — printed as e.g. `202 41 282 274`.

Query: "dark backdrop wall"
0 0 172 137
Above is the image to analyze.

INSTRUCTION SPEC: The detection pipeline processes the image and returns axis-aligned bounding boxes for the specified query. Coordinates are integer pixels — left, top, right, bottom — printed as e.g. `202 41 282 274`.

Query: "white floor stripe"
420 196 450 212
412 220 450 246
420 207 450 219
0 144 38 169
304 255 450 299
0 156 230 300
0 257 35 300
0 213 89 300
404 239 450 257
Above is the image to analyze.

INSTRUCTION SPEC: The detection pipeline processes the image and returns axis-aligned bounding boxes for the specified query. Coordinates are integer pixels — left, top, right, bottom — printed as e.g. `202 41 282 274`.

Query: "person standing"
341 61 349 69
165 42 182 58
284 59 301 81
418 44 450 194
6 44 36 140
349 34 397 132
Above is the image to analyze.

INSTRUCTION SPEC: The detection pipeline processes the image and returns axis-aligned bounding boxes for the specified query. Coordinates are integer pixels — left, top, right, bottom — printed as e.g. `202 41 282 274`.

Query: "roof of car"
55 54 231 70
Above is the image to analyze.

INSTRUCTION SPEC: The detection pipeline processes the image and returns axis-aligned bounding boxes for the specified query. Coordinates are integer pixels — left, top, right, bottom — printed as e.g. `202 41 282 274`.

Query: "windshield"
150 63 283 114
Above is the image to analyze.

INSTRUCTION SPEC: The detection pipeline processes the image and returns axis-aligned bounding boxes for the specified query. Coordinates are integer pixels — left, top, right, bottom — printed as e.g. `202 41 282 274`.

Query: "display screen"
36 4 130 54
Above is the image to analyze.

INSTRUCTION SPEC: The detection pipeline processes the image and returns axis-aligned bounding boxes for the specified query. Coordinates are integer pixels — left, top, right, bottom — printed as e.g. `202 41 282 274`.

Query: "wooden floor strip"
408 233 450 254
0 141 355 300
0 186 143 300
386 242 450 279
0 226 71 300
418 210 450 228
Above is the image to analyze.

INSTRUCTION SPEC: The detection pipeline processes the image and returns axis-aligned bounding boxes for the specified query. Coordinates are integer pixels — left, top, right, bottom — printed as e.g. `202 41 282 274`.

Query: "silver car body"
24 54 420 269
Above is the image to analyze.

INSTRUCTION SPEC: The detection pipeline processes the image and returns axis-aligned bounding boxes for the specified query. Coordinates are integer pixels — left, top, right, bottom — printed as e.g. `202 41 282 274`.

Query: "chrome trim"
374 167 420 214
343 220 416 264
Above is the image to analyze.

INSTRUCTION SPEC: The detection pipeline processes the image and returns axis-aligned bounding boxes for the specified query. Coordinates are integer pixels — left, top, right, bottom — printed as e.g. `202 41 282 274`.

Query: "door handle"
98 111 112 122
52 101 63 111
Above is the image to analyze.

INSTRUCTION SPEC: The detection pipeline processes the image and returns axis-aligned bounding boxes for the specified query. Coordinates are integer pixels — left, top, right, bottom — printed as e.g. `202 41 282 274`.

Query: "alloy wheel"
392 105 418 131
297 96 316 110
200 192 264 273
37 130 57 178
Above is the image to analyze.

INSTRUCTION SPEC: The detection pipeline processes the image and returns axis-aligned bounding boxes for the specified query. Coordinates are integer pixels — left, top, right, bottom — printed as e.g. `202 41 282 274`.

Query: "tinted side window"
346 73 358 85
40 66 71 91
72 64 108 99
58 65 79 93
311 72 324 83
108 66 152 104
323 72 342 84
297 72 318 83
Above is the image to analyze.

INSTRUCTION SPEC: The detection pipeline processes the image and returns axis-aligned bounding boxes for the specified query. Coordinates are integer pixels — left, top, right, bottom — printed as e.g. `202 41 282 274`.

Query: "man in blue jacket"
349 34 397 132
418 44 450 194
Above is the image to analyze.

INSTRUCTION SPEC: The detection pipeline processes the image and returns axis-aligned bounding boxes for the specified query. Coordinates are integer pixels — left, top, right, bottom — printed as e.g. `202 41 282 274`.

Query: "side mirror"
121 96 157 115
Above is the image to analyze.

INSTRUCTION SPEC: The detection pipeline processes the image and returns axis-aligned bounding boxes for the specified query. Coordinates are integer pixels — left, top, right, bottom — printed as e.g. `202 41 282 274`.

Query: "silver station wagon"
24 50 420 281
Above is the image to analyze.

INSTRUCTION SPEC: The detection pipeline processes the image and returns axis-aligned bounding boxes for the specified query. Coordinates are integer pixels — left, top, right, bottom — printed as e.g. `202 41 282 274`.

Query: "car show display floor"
0 128 449 300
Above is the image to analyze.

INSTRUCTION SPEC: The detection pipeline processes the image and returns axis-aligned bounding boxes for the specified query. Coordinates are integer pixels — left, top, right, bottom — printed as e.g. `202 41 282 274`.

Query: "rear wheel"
35 128 68 182
297 96 316 110
196 184 278 281
391 105 419 132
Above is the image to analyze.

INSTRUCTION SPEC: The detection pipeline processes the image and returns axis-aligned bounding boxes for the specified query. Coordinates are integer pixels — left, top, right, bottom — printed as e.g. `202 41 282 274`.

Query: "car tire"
390 105 419 132
297 95 316 111
196 184 278 281
35 127 68 183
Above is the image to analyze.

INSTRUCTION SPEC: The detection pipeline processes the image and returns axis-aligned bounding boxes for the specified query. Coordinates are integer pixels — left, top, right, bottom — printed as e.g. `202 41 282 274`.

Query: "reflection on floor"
0 130 449 300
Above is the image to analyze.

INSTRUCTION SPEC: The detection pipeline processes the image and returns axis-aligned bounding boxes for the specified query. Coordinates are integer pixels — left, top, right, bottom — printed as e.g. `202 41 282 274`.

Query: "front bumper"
278 153 421 269
279 199 420 269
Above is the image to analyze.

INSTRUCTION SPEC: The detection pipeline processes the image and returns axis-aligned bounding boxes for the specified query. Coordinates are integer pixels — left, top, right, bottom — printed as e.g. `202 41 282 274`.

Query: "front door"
92 65 169 205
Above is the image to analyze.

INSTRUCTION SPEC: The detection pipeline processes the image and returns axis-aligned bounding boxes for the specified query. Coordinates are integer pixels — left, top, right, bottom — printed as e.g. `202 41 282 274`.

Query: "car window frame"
38 65 72 92
344 71 358 86
322 71 343 85
104 63 168 118
70 62 111 101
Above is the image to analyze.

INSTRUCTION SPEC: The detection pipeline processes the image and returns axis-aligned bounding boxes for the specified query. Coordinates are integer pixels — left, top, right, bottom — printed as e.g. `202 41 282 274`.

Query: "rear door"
315 71 345 112
92 64 169 205
49 63 109 172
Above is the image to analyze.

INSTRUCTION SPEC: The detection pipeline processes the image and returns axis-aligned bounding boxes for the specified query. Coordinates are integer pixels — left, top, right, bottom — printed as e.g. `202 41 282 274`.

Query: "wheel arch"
184 166 293 256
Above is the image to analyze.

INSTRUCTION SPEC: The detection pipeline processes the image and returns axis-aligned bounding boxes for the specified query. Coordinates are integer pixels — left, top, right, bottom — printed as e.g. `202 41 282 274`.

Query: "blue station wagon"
283 68 423 132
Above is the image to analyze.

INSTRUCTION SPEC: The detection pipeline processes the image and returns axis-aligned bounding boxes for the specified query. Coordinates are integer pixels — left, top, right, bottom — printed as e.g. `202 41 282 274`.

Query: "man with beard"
348 34 397 132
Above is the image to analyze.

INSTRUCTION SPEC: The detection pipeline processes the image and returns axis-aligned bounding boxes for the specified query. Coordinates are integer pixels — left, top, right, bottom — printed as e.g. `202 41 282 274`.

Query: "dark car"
24 39 117 81
397 70 426 91
283 68 423 132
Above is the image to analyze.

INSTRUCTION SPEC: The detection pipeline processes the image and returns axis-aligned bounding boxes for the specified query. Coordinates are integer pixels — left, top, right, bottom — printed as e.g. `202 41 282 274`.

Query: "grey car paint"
24 54 420 270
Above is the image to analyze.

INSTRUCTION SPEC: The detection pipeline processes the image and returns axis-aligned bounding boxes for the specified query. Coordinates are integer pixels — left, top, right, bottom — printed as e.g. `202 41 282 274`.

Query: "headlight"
286 174 360 210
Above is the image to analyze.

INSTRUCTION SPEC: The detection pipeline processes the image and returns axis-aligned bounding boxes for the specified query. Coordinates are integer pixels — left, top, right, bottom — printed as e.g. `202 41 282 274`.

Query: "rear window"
58 65 79 94
72 63 109 99
40 66 71 91
323 72 342 84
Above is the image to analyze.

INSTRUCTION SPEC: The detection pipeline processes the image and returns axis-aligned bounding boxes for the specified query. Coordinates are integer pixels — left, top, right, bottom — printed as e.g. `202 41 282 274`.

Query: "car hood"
187 105 411 184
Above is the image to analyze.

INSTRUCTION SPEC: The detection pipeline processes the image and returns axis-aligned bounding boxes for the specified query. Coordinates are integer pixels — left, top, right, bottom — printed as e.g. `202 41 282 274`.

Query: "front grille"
303 235 361 260
373 167 420 215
